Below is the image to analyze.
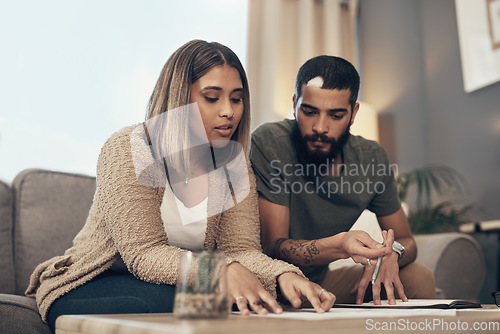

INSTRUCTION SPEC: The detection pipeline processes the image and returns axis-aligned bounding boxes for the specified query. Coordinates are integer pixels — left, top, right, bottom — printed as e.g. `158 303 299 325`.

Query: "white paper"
237 307 457 321
336 299 469 308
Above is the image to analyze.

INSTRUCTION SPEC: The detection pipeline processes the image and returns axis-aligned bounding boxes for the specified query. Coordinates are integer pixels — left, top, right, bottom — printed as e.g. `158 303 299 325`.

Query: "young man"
250 56 435 305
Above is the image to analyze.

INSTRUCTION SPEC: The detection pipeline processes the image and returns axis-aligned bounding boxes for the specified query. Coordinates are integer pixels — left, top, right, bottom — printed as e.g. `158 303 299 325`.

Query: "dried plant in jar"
174 251 229 319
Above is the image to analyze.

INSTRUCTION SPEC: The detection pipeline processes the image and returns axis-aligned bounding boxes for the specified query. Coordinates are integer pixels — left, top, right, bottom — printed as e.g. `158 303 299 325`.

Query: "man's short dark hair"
295 55 360 109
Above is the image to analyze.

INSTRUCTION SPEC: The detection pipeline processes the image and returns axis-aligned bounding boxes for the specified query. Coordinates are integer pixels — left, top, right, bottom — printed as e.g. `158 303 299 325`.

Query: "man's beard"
292 122 351 166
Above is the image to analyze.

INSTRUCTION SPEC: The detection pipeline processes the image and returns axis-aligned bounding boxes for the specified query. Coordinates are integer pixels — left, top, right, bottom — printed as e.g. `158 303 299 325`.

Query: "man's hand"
272 230 392 269
277 272 335 313
350 229 408 305
337 230 391 263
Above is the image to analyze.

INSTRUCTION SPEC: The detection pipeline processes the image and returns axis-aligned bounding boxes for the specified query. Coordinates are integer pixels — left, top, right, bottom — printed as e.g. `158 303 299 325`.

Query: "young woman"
26 40 335 331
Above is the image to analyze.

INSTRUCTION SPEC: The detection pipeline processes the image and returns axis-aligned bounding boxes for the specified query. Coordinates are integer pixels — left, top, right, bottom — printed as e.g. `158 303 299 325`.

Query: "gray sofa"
0 169 487 334
0 169 96 334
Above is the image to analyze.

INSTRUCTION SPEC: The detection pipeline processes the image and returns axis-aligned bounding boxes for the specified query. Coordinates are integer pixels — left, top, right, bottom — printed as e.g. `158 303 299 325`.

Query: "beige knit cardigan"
26 125 303 322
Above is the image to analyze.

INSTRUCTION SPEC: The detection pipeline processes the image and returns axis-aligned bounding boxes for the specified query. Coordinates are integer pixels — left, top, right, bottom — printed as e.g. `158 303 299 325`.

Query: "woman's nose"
219 100 234 118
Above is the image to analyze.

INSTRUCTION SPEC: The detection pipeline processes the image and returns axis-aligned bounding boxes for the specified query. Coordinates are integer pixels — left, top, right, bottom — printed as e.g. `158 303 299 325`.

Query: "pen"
371 255 383 285
371 242 385 285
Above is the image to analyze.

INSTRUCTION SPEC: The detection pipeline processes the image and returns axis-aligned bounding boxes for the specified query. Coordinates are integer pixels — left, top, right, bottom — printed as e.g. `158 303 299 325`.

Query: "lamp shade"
350 101 379 142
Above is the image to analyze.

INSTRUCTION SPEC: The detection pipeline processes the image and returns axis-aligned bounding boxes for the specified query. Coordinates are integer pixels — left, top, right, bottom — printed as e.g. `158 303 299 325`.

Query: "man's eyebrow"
328 108 348 113
301 103 348 113
300 103 319 110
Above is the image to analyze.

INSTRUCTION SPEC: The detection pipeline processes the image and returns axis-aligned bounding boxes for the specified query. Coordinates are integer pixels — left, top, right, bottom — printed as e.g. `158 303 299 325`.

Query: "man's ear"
292 94 297 118
350 101 360 125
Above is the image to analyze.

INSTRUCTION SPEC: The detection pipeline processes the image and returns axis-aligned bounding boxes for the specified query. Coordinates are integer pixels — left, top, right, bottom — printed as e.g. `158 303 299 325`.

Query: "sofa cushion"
0 180 15 294
0 293 51 334
12 169 96 295
414 232 485 299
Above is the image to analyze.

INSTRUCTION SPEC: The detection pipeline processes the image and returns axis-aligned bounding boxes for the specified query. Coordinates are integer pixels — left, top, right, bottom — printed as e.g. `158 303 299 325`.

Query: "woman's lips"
214 125 233 137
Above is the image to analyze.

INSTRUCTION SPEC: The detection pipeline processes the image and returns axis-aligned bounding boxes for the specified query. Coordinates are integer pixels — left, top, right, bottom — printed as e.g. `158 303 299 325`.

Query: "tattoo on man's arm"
275 239 320 266
273 238 289 259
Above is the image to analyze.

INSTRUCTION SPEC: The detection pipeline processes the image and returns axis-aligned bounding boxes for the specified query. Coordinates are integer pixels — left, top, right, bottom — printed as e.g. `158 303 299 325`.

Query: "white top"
160 177 208 251
128 124 209 252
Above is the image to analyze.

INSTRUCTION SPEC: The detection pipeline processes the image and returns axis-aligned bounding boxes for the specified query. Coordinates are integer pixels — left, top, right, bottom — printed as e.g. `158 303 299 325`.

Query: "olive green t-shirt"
250 119 401 283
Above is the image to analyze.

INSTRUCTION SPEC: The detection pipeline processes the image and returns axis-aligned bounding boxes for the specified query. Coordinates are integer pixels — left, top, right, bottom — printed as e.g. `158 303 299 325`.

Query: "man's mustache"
303 133 335 143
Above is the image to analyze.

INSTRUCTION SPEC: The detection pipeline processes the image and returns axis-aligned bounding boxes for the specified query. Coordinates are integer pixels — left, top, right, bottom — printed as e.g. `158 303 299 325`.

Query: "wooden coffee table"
56 306 500 334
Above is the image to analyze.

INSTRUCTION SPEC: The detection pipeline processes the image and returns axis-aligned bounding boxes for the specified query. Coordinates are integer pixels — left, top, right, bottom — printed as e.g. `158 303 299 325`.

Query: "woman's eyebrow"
201 86 244 93
201 86 222 91
202 86 243 92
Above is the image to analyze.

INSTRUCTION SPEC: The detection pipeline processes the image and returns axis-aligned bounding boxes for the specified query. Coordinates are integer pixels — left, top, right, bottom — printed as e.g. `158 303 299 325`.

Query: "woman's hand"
227 262 283 315
277 272 335 313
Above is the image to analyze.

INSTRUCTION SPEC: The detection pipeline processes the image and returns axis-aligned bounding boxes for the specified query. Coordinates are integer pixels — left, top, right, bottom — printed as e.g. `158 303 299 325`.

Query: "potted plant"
397 165 474 234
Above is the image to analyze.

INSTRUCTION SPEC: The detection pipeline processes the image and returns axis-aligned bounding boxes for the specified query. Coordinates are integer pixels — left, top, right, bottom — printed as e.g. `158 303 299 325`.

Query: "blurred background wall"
1 0 498 220
0 0 248 183
359 0 500 220
246 0 500 221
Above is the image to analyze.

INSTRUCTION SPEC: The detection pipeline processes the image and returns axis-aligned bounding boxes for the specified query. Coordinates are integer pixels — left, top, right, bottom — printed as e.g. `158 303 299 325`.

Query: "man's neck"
329 153 343 177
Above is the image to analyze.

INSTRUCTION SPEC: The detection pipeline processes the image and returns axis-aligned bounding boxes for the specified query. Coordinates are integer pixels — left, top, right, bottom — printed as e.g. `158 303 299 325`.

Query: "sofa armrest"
0 180 14 294
414 232 485 300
